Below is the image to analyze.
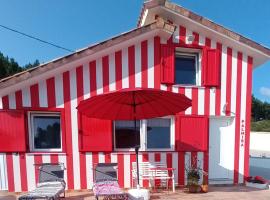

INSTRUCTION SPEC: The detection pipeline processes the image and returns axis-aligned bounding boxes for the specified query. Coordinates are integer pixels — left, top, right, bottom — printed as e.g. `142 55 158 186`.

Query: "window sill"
172 84 205 89
113 149 175 153
26 152 66 155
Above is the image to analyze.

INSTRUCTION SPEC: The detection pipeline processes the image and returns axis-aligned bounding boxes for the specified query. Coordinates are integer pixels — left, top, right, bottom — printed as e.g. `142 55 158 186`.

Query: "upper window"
29 112 62 152
175 52 199 85
114 118 174 151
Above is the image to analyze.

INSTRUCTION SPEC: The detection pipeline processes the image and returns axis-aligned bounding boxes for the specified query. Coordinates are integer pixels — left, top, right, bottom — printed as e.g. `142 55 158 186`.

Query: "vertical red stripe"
166 153 172 187
19 153 28 191
76 66 87 189
30 84 39 108
46 77 56 108
204 38 211 116
203 152 209 184
2 95 9 109
234 52 243 184
192 88 198 115
105 153 111 163
244 56 253 181
141 40 148 88
130 154 136 187
50 154 58 164
191 152 197 168
63 71 74 189
115 51 122 90
6 154 14 192
118 154 124 188
142 153 149 187
128 46 135 89
154 36 161 89
179 26 186 45
178 152 185 186
215 42 222 116
15 90 23 109
90 61 97 97
34 155 42 183
225 47 232 116
192 32 199 45
102 56 109 93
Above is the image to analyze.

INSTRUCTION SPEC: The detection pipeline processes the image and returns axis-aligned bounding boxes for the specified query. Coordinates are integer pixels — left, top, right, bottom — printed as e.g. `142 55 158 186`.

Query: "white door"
209 117 235 184
0 154 8 190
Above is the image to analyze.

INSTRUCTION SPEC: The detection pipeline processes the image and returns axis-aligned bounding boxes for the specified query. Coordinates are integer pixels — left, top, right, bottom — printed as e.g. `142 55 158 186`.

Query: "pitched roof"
0 18 175 92
138 0 270 58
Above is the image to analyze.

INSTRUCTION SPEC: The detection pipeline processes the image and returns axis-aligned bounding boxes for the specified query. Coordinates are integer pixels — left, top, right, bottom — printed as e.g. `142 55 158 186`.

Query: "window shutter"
202 48 221 87
79 115 113 152
175 115 208 151
0 110 26 152
160 44 175 84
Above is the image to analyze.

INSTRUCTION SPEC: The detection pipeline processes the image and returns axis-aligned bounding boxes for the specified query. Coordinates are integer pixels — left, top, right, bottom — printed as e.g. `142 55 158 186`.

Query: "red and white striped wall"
0 23 253 192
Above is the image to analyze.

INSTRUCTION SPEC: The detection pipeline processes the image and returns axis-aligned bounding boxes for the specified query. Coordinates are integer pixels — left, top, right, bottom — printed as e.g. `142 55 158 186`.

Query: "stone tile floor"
1 186 270 200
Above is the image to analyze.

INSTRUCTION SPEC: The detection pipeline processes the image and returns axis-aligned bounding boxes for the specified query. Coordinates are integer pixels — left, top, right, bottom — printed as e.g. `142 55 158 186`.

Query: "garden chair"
19 163 66 200
93 163 128 200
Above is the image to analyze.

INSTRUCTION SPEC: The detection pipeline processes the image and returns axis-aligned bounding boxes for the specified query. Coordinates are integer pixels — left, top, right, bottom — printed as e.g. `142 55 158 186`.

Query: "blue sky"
0 0 269 101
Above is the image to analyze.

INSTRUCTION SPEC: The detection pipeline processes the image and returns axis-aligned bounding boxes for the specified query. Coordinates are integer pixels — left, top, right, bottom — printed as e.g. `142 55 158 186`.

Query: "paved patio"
1 186 270 200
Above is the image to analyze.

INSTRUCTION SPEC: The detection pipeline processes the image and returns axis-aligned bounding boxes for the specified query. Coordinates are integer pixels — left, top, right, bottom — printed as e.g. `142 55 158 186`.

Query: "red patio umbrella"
77 88 191 188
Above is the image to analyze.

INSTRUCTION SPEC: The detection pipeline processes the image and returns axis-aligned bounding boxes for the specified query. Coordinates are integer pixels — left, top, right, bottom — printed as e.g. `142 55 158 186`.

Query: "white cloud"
259 87 270 98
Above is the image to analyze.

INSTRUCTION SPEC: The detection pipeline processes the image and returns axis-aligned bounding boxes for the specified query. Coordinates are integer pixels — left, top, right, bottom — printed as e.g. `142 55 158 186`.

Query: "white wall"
250 132 270 157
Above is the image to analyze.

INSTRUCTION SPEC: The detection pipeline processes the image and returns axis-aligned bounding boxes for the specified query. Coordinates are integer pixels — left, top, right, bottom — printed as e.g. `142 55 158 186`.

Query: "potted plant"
186 167 201 193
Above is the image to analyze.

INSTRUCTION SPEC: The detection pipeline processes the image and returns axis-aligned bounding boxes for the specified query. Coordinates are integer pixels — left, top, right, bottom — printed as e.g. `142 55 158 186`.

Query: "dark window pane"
147 119 171 149
33 115 61 149
175 55 196 85
115 120 140 149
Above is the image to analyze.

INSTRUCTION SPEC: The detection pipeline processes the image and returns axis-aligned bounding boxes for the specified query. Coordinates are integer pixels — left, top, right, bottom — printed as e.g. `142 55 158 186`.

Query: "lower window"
29 112 62 152
114 117 173 151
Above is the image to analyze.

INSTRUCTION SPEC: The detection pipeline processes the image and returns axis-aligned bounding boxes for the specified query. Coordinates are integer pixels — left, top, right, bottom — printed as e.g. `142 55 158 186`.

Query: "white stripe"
185 29 192 44
22 87 31 107
238 54 248 184
148 38 154 88
42 155 50 164
211 39 217 49
58 155 68 189
197 152 204 185
55 74 64 108
98 153 105 163
83 63 90 99
198 88 204 115
209 88 216 115
160 153 166 165
173 25 179 43
111 153 118 163
185 88 192 114
172 152 178 185
0 154 8 190
12 154 21 192
122 48 129 89
184 152 191 185
220 45 227 116
109 53 116 91
96 58 103 95
38 80 48 107
135 43 142 88
138 153 143 186
69 69 81 189
26 154 35 191
199 34 205 46
124 154 130 188
231 50 238 115
8 93 16 109
0 97 3 109
86 153 93 189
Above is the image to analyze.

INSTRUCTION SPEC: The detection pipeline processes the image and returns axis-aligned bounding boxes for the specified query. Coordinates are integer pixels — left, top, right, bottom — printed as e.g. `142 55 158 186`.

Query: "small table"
149 167 175 192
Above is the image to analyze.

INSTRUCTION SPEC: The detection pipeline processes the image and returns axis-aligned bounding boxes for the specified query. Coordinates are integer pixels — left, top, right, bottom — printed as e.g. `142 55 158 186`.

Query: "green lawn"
251 120 270 132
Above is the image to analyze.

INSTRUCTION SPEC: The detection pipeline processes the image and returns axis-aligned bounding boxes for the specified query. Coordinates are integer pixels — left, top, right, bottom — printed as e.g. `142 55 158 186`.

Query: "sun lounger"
93 163 128 200
19 163 66 200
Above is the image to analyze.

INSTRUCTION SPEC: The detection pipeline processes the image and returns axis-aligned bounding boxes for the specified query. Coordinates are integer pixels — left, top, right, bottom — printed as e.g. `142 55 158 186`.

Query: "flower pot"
201 184 208 193
188 185 201 193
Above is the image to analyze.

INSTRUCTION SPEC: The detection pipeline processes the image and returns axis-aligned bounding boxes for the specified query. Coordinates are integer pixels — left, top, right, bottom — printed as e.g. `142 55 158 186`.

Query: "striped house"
0 0 270 192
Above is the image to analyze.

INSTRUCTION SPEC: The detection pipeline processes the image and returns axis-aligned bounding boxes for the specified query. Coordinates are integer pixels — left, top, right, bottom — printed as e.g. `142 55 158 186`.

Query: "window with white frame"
29 112 62 152
114 117 174 151
175 48 201 86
